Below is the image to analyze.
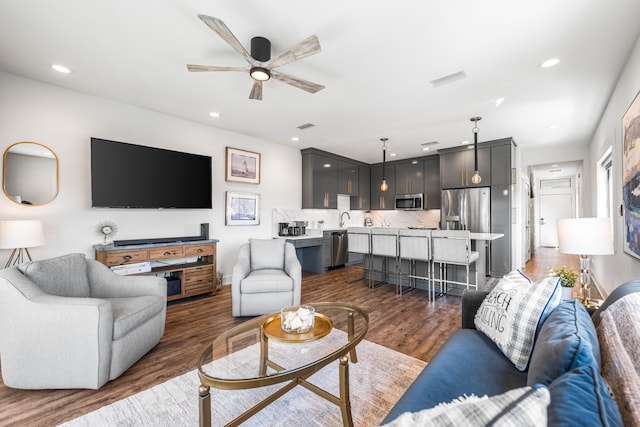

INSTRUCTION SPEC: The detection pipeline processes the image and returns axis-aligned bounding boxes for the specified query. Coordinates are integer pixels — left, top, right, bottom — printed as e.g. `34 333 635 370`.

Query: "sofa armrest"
86 259 167 302
284 242 302 306
461 290 489 329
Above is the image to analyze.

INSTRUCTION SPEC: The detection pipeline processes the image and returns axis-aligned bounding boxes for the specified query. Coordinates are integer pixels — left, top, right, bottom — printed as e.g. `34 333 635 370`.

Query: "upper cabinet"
423 156 441 209
302 150 337 209
338 160 359 196
440 146 491 189
351 165 370 210
395 160 424 195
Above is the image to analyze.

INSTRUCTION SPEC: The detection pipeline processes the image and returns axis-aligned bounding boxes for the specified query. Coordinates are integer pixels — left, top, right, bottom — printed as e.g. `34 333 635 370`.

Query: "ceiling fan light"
250 67 271 81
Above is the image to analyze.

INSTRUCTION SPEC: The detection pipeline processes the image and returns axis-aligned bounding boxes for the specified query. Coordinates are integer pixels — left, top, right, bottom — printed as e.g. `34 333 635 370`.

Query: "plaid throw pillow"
382 385 550 427
475 275 562 371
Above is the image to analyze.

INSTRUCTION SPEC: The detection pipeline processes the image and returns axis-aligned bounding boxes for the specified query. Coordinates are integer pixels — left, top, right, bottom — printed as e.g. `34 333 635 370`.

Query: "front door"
539 193 573 247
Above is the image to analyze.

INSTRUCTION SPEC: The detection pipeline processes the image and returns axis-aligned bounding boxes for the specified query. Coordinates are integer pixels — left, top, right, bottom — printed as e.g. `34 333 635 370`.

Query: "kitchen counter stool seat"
398 229 433 298
370 228 400 291
431 230 479 295
346 227 372 286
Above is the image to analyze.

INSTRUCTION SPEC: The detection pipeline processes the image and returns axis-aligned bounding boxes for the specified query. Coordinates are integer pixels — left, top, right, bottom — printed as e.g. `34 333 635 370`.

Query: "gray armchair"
0 253 166 389
232 239 302 317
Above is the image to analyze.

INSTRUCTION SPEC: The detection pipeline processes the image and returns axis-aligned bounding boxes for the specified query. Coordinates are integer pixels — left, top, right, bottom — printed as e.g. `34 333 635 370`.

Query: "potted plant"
554 265 578 301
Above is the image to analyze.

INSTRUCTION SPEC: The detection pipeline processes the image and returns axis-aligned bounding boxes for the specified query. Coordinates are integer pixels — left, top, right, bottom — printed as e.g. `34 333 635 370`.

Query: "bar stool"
431 230 479 295
370 228 399 290
398 229 433 298
346 227 371 285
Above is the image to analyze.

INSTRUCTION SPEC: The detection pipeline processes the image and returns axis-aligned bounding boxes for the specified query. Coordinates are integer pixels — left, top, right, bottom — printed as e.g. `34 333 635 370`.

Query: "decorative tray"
262 313 333 343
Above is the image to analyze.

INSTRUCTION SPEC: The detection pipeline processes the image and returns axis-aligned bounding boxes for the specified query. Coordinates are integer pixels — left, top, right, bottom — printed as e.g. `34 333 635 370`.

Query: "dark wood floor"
0 247 576 426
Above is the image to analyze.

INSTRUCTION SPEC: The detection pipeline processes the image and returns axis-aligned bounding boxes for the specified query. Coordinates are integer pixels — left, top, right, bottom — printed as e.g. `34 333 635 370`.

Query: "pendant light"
380 138 389 192
470 116 482 184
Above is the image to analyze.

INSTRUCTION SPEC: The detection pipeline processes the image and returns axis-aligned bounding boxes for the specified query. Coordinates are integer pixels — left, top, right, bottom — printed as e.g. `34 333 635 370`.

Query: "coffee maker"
278 222 290 236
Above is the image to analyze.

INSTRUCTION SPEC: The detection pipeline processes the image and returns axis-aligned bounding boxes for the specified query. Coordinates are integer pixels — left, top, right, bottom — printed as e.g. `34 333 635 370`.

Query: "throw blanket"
597 293 640 427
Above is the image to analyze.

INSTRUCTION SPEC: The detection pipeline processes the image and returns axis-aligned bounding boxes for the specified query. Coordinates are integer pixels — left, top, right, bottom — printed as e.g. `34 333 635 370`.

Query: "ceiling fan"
187 14 325 100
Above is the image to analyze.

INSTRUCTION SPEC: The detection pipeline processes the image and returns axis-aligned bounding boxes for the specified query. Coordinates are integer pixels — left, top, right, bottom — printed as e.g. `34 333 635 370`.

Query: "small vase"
561 286 573 301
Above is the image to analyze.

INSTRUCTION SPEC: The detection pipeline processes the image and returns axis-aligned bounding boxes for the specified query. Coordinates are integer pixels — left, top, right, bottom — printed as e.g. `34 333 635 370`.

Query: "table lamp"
557 217 614 303
0 220 45 267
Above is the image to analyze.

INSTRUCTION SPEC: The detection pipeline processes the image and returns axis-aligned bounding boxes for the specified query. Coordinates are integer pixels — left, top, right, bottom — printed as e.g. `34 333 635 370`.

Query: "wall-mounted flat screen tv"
91 137 212 209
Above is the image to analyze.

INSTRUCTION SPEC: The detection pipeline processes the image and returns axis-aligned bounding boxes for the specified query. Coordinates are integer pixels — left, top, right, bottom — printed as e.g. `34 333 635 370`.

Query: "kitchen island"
275 228 348 274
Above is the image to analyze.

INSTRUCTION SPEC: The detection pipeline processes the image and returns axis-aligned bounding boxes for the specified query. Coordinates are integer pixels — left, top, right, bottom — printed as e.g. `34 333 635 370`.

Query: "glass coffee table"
197 302 369 427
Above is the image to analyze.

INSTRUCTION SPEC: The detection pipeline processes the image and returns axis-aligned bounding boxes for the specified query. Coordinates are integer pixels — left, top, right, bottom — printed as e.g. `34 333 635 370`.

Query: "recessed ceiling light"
209 111 220 118
390 153 397 157
546 124 559 129
494 97 505 107
460 140 470 145
540 58 560 68
551 164 559 168
422 147 431 151
291 136 300 142
323 163 332 168
51 64 71 74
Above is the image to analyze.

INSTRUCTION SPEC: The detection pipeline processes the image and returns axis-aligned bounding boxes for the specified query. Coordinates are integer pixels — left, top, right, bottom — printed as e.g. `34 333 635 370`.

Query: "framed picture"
225 147 260 184
622 89 640 259
225 191 260 226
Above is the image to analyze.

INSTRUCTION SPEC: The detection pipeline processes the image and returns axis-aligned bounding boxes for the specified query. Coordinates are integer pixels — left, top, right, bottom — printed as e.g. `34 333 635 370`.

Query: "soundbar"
113 223 210 247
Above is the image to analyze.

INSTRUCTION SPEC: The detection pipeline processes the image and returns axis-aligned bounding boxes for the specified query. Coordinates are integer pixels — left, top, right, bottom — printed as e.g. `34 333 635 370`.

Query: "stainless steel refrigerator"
441 188 491 233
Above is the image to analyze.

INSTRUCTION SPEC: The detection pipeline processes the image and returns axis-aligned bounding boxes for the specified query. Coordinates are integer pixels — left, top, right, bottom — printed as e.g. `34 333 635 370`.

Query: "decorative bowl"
281 305 315 333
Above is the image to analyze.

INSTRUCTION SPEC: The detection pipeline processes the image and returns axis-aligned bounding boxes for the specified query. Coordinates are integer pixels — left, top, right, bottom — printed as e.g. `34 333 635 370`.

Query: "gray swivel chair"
232 239 302 317
0 253 167 390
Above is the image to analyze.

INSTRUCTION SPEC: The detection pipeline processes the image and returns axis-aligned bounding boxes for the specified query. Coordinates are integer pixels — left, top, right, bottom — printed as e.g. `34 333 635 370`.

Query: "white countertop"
469 232 504 241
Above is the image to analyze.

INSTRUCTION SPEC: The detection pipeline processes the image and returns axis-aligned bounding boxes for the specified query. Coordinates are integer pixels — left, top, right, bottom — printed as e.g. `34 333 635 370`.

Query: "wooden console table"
94 239 218 301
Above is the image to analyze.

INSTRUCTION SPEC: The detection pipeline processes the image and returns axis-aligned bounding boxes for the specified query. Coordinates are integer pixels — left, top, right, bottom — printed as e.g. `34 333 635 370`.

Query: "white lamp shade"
0 220 45 249
557 217 614 255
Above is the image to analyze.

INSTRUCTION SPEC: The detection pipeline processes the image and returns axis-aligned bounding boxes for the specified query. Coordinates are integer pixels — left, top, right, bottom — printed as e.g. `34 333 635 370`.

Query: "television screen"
91 138 212 209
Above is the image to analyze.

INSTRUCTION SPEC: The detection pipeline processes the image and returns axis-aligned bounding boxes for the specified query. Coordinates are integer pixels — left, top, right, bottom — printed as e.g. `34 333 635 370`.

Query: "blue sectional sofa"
381 279 640 426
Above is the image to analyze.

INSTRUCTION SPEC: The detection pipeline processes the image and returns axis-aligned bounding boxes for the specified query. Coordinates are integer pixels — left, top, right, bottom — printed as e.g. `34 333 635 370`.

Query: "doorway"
539 193 573 247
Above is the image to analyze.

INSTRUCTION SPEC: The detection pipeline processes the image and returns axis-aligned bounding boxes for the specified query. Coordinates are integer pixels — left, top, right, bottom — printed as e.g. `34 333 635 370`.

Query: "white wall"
0 71 302 282
588 35 640 294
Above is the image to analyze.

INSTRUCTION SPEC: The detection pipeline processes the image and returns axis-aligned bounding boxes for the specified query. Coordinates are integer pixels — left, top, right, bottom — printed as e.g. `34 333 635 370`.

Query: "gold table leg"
348 311 358 363
199 384 211 427
339 355 354 427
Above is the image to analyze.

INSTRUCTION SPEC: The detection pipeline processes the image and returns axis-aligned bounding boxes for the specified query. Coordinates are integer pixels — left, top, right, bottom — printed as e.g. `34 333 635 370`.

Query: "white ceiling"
1 1 640 164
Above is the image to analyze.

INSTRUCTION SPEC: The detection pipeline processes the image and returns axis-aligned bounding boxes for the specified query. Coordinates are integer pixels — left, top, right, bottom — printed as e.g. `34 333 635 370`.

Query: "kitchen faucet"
339 211 351 228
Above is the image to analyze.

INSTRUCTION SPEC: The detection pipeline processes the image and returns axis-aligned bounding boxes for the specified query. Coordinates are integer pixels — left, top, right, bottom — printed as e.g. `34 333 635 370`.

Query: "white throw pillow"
474 275 562 371
249 238 286 271
382 385 550 427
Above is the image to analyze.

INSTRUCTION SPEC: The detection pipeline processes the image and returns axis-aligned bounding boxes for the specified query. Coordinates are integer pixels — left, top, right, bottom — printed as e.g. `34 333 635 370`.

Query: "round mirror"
3 142 59 206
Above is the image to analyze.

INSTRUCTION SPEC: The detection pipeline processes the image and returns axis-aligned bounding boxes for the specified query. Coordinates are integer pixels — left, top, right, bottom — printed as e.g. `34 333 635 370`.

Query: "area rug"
59 330 426 427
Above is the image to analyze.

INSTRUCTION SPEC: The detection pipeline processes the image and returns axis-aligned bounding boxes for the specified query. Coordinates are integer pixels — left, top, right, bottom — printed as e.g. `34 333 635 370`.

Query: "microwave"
395 193 424 210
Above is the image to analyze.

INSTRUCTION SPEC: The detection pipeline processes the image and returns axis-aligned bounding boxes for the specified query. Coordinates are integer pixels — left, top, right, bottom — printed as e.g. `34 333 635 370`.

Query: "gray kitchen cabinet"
395 160 424 195
370 164 395 210
423 155 441 209
440 146 491 189
302 150 338 209
491 142 515 185
351 165 370 210
338 160 359 196
490 184 511 276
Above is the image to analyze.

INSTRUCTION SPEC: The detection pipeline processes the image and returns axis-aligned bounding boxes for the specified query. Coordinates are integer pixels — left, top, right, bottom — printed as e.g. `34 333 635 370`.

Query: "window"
598 147 613 218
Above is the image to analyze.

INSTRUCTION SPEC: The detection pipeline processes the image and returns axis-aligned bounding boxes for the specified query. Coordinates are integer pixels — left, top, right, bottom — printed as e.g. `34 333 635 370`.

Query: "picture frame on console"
225 147 260 184
225 191 260 226
622 89 640 260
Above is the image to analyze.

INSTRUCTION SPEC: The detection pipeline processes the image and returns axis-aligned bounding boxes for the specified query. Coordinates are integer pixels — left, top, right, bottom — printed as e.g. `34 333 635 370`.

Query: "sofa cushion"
381 329 528 423
240 269 293 294
474 275 562 371
250 239 285 271
18 253 90 298
547 365 623 427
528 300 600 386
107 296 165 340
382 385 550 427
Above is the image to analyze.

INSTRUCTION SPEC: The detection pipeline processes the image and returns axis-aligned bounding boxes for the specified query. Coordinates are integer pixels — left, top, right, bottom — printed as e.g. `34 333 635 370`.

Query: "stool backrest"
347 227 371 254
399 229 431 261
431 230 472 264
371 228 399 257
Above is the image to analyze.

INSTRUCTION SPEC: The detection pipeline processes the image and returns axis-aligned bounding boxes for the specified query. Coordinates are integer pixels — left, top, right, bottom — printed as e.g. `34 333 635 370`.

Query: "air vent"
429 71 467 88
297 122 316 130
421 141 439 147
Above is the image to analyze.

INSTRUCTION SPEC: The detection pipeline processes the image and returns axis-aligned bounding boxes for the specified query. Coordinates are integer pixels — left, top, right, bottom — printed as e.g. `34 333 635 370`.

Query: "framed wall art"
225 147 260 184
622 89 640 259
225 191 260 226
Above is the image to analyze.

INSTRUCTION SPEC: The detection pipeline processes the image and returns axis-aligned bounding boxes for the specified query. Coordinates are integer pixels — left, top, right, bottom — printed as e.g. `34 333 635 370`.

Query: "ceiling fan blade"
249 80 263 100
187 64 249 72
268 35 321 69
197 15 255 65
271 70 325 94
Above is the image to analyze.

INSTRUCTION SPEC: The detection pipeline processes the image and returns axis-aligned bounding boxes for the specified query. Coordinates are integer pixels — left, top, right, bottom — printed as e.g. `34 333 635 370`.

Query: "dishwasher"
331 231 348 267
